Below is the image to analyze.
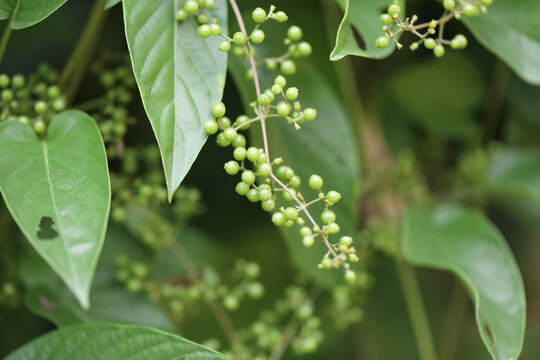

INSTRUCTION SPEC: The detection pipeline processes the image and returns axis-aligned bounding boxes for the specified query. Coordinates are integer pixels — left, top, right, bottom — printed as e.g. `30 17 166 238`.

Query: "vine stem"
0 0 21 64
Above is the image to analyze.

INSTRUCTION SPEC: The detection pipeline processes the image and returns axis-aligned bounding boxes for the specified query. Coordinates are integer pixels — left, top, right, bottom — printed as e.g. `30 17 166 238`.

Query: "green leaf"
123 0 228 200
105 0 120 9
0 111 110 309
330 0 405 61
0 0 67 29
486 146 540 205
403 204 526 360
463 0 540 85
5 323 224 360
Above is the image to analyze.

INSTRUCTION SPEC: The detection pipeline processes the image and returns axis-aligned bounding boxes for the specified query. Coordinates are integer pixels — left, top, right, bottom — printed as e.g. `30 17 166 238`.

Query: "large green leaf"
0 0 67 29
5 323 224 360
463 0 540 85
330 0 405 61
123 0 228 200
0 111 110 309
403 204 526 360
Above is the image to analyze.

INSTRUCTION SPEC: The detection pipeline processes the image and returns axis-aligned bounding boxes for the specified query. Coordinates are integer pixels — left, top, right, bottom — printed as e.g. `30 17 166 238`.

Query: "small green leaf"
105 0 120 9
123 0 228 200
5 323 224 360
0 0 67 29
403 204 526 360
0 111 110 309
330 0 405 61
463 0 540 85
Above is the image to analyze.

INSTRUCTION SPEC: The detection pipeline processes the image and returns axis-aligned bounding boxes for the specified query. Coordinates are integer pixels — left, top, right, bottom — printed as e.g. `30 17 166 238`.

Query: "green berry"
12 74 24 88
223 127 237 141
235 115 250 129
326 190 341 204
321 258 333 269
303 108 317 121
204 0 215 8
309 174 323 189
185 0 199 14
424 38 436 49
340 236 353 246
211 101 226 117
272 212 286 226
327 222 340 234
233 32 248 46
450 34 468 49
176 9 187 21
289 175 301 188
252 7 266 23
281 60 296 75
250 30 265 44
321 210 336 224
388 3 401 17
480 0 493 6
223 295 239 311
46 85 60 99
257 93 272 107
443 0 455 10
277 102 291 117
236 182 250 195
258 187 273 201
233 147 247 161
463 4 477 17
0 74 9 87
1 89 13 102
282 188 296 202
433 44 445 58
246 147 260 162
286 87 299 100
33 119 47 134
197 14 209 24
375 36 389 49
300 227 312 237
219 41 231 52
284 207 298 221
242 170 256 185
216 132 231 147
380 13 393 25
203 120 219 134
302 236 314 247
274 75 286 88
275 11 288 22
34 101 48 114
18 116 30 124
210 24 221 36
258 163 272 177
198 25 211 38
224 161 240 175
247 282 264 298
287 26 303 41
345 270 357 284
219 117 231 128
247 188 259 202
297 42 312 57
261 199 275 212
232 134 246 148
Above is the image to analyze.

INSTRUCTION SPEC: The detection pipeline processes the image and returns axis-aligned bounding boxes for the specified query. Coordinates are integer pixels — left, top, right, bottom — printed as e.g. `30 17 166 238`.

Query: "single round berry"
232 134 246 148
281 60 296 75
424 38 436 49
0 74 9 87
297 42 312 57
480 0 493 6
289 175 301 188
224 161 240 175
47 85 60 99
274 75 286 88
272 212 286 226
34 101 48 114
443 0 455 10
275 11 288 22
321 210 336 224
300 226 312 237
223 295 239 311
216 132 231 147
282 188 296 202
242 170 256 185
261 199 275 212
258 187 273 201
340 236 353 246
219 41 231 52
247 282 265 298
236 182 250 195
203 0 215 9
1 89 13 102
286 87 299 100
309 174 323 189
270 85 282 95
287 26 303 41
321 258 333 269
375 36 389 49
327 222 340 234
184 0 199 14
198 25 211 38
220 117 231 128
233 32 248 46
326 190 341 204
211 101 226 117
433 44 445 58
380 13 393 25
18 116 30 124
233 147 247 161
387 3 401 17
203 119 219 134
264 89 275 102
235 115 250 129
33 119 47 134
345 270 357 284
257 93 272 106
302 236 314 247
277 102 291 117
176 9 187 21
303 108 317 121
258 163 272 177
246 147 260 162
252 7 267 23
250 30 265 44
210 24 221 36
12 74 25 88
284 207 298 221
246 188 259 202
223 127 238 142
197 14 209 24
463 4 477 17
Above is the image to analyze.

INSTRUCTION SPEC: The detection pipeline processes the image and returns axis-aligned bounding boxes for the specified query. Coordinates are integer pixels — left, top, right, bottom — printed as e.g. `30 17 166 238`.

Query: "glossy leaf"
330 0 405 60
463 0 540 85
0 0 67 29
105 0 120 9
403 204 526 360
5 323 224 360
0 111 110 309
123 0 228 200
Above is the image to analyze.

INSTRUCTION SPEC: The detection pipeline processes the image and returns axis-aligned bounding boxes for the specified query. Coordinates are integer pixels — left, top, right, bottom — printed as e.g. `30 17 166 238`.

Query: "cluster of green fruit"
115 255 150 293
90 52 137 158
375 0 493 57
0 64 66 135
332 285 366 330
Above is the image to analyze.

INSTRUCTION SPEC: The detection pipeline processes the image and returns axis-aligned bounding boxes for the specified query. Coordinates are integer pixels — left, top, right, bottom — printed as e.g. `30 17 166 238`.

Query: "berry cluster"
0 64 66 135
115 255 150 293
375 0 493 57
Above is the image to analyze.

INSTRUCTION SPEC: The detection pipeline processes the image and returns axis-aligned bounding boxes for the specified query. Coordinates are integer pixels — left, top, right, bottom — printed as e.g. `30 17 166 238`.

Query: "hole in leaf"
37 216 59 240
